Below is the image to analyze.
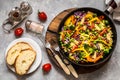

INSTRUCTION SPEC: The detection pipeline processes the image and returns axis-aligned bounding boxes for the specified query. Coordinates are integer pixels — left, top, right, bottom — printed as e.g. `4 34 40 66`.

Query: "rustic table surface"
0 0 120 80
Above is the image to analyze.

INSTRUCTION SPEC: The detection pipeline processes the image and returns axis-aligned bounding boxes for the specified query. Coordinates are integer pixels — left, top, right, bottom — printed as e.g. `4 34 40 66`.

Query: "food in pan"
59 11 113 63
6 42 36 75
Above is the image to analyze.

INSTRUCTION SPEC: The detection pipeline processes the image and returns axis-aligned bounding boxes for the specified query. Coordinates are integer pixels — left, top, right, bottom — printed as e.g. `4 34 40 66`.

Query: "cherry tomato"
38 11 47 21
14 27 24 37
42 63 52 72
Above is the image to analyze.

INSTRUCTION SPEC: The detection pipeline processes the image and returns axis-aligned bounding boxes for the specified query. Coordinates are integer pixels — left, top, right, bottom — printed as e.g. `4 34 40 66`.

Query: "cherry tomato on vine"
14 27 24 37
42 63 52 72
38 11 47 21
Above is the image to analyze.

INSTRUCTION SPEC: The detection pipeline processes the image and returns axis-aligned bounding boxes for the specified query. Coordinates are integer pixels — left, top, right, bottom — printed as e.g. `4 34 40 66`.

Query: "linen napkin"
105 0 120 21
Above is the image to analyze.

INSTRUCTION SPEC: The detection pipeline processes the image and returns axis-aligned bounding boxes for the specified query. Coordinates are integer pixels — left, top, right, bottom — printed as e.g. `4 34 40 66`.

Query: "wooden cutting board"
45 8 108 74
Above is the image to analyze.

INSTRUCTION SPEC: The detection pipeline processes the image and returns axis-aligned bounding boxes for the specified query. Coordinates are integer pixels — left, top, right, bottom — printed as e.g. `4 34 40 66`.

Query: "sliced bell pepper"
86 52 103 63
99 28 107 36
71 48 89 57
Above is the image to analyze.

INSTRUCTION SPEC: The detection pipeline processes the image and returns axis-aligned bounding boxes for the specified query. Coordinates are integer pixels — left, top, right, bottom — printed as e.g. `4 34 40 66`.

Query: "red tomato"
14 27 24 37
38 11 47 21
42 63 52 72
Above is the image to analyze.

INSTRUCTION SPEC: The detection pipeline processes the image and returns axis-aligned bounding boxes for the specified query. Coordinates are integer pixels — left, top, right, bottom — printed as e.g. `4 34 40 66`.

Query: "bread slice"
6 42 33 65
15 49 36 75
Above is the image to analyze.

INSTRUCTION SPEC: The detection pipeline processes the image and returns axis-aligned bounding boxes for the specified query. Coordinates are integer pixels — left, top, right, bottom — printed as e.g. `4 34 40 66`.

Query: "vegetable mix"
59 11 113 63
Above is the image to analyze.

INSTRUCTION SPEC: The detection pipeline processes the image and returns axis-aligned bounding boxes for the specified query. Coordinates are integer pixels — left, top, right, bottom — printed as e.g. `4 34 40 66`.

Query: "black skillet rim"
58 7 117 67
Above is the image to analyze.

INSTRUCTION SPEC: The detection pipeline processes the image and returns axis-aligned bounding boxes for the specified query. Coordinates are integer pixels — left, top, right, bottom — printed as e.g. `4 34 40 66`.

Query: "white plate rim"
5 37 42 74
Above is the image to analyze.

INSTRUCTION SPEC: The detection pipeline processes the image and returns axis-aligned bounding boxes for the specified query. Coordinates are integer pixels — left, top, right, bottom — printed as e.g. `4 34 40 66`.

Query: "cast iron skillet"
58 7 117 67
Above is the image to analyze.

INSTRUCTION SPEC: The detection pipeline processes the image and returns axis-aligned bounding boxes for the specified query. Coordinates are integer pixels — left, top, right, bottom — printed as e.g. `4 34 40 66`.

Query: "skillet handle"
104 0 117 15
